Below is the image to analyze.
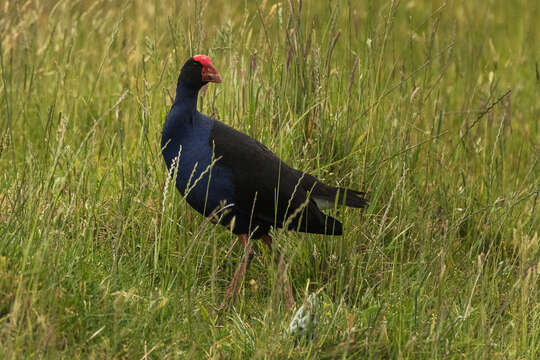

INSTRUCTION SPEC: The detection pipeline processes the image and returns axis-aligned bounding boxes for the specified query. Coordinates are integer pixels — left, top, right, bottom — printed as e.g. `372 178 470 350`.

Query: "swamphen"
161 55 367 310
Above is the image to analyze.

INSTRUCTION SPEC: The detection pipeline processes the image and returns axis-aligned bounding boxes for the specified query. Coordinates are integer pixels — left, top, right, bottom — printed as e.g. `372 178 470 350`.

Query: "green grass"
1 0 539 358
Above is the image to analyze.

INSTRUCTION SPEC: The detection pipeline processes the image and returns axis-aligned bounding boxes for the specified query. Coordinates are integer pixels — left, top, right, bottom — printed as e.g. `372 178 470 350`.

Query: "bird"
161 55 367 310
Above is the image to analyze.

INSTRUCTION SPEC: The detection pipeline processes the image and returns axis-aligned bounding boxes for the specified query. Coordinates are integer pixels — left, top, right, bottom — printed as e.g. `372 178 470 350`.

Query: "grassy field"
1 0 539 358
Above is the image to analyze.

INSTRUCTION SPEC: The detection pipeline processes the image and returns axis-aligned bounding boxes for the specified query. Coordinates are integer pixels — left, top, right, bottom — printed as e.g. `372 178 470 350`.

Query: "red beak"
202 63 222 83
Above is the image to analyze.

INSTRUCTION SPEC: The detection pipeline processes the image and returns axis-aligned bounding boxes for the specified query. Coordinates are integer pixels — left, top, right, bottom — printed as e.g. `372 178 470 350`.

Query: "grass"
1 0 539 358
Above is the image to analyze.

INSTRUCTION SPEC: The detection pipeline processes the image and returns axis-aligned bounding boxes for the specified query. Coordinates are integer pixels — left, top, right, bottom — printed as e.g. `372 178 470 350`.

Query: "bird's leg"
220 234 254 309
261 234 296 310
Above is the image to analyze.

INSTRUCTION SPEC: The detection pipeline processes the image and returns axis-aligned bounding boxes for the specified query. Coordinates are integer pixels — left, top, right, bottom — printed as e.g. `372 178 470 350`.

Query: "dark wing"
210 120 365 235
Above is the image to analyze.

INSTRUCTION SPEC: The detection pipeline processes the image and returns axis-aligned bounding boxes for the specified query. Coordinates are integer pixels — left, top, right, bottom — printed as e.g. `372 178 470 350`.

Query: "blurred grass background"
0 0 539 358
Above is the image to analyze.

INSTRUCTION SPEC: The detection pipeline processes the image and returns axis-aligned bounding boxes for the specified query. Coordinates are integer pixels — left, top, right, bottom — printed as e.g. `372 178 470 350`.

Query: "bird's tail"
312 186 368 210
289 211 344 236
335 188 368 208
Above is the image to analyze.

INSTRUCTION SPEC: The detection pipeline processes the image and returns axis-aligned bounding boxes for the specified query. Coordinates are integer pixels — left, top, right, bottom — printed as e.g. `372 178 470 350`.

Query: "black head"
178 55 221 90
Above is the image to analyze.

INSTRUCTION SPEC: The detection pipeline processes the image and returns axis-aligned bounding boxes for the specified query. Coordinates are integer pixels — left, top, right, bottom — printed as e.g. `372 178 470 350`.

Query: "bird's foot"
218 237 254 311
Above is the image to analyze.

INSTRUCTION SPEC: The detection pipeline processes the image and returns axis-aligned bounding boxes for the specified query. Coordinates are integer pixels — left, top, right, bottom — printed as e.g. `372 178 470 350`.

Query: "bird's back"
209 120 345 236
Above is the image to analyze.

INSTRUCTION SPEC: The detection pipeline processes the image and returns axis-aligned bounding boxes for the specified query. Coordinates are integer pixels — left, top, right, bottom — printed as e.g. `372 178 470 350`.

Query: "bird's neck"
162 84 202 167
166 83 200 129
174 82 200 114
162 83 201 141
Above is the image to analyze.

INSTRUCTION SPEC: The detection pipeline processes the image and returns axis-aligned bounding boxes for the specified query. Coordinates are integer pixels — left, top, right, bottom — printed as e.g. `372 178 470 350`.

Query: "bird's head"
178 55 222 90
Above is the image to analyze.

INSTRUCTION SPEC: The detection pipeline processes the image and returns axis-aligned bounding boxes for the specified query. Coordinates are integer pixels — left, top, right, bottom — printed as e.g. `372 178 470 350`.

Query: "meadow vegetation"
0 0 539 358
